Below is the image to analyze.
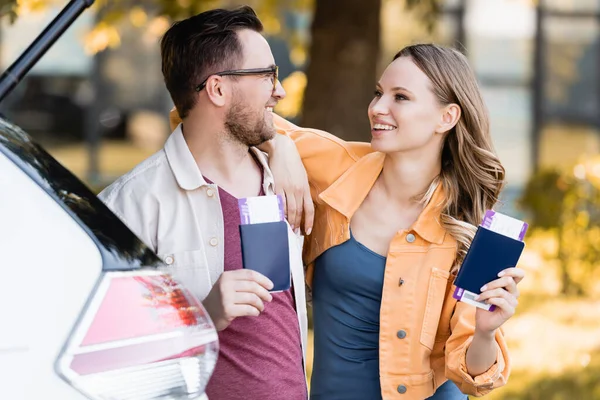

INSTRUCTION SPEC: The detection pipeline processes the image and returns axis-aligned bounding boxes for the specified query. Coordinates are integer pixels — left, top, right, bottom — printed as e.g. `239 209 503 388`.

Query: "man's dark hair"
160 6 263 119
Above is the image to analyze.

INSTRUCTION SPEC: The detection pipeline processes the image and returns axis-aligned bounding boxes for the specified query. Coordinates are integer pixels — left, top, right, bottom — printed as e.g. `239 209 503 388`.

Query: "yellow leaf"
576 211 590 228
290 45 307 66
146 16 171 39
262 15 281 35
16 0 56 15
275 71 307 118
83 23 121 55
129 7 147 28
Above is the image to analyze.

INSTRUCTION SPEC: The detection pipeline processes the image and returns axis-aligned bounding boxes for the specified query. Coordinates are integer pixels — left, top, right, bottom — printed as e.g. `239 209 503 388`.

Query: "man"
99 7 308 399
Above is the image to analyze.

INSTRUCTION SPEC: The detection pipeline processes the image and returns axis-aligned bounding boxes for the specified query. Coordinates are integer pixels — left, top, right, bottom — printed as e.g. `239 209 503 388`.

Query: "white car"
0 2 218 398
0 113 219 400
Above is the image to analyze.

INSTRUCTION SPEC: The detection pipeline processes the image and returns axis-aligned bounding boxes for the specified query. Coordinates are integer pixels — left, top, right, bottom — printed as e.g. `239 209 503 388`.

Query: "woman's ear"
204 76 227 107
436 103 461 134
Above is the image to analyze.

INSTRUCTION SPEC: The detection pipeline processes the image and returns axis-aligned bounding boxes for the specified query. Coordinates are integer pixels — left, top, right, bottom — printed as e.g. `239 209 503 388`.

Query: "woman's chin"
370 137 394 153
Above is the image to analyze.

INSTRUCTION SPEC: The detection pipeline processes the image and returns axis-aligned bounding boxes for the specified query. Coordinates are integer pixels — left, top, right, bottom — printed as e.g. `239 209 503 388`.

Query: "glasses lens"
273 66 279 91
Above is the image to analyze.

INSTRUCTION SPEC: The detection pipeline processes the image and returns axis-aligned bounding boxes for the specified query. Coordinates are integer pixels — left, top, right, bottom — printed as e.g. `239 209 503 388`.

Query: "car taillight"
56 269 218 400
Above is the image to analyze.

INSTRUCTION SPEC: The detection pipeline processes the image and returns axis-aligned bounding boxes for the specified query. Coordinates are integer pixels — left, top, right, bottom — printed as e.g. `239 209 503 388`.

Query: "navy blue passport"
454 226 525 294
239 221 291 292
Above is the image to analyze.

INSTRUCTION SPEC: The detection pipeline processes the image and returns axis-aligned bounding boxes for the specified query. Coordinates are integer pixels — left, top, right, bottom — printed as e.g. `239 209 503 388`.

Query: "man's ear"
435 103 461 134
205 75 227 107
169 107 181 131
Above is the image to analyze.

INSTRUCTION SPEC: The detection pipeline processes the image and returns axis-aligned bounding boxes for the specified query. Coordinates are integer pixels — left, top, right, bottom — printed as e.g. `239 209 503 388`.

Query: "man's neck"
181 119 262 198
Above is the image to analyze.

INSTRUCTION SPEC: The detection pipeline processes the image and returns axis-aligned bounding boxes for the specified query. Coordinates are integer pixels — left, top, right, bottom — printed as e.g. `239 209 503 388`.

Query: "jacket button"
209 237 218 246
206 188 215 197
397 385 407 394
406 233 416 243
396 330 407 339
164 255 174 265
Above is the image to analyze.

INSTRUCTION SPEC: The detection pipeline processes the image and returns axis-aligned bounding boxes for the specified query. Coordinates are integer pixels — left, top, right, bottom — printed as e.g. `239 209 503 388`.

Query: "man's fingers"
229 304 261 318
232 269 274 291
234 279 273 303
303 189 314 236
234 292 265 312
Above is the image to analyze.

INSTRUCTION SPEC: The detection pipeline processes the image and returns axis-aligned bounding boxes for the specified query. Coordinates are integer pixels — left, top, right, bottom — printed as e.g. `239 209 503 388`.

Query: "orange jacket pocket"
420 268 451 351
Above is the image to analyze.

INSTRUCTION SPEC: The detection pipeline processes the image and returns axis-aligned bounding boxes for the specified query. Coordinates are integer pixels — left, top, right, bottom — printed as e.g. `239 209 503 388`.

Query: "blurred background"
1 0 600 398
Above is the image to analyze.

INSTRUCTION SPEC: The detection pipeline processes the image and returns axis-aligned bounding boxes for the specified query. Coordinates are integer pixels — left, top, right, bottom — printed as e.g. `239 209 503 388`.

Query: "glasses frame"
195 66 279 92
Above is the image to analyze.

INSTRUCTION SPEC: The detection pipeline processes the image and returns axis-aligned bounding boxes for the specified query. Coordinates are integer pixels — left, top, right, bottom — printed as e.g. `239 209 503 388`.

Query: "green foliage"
519 159 600 296
0 0 18 22
404 0 444 33
519 169 566 228
493 348 600 400
93 0 313 26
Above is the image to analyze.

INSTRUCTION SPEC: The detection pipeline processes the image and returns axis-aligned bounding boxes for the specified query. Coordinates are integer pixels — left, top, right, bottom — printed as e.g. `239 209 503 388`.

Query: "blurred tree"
300 0 380 141
0 0 439 141
520 161 600 296
300 0 442 141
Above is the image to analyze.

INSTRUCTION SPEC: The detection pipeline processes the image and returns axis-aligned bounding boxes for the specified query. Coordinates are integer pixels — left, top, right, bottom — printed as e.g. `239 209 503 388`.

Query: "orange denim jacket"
169 110 511 399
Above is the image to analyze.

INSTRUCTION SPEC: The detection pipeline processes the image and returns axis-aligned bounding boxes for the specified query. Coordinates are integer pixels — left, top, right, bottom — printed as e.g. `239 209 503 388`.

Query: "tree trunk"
301 0 381 141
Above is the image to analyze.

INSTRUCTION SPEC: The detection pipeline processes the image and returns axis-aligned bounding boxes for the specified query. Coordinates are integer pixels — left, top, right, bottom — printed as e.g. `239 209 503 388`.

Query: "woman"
265 44 524 399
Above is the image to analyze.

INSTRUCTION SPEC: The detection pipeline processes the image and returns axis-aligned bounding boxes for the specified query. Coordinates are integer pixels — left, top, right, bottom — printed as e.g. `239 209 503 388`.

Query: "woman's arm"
466 267 525 375
258 134 314 234
445 267 525 396
169 108 373 234
265 114 373 231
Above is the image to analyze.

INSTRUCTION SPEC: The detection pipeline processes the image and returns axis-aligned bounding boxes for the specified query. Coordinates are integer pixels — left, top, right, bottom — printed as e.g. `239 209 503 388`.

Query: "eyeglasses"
195 65 279 92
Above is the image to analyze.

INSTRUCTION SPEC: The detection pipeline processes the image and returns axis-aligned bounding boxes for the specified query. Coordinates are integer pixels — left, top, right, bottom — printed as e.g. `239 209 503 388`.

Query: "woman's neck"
379 151 442 206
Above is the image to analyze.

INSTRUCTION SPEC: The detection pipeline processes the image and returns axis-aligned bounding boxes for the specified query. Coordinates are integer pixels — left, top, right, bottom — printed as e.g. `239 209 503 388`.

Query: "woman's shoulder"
273 114 373 161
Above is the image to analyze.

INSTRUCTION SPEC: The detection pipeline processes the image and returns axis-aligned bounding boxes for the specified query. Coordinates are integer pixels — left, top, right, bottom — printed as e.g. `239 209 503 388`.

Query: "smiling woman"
263 43 524 400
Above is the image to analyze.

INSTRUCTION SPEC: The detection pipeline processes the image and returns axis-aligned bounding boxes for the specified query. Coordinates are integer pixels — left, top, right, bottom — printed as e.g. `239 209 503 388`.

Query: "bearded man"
99 6 308 400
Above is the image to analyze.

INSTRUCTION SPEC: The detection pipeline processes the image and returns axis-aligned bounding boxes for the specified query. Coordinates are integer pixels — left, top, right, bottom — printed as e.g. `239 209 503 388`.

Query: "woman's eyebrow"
376 83 414 96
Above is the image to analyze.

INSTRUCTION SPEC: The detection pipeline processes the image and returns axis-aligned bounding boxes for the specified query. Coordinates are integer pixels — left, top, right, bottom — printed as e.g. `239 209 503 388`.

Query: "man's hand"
202 269 274 331
261 135 314 235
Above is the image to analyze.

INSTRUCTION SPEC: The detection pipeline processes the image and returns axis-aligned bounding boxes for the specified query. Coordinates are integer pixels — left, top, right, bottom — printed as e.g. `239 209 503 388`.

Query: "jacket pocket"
158 250 212 301
420 268 451 351
384 371 435 399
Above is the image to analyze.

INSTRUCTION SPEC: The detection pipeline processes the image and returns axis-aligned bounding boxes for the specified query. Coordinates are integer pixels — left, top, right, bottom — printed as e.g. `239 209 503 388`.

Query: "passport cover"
239 221 291 292
454 227 525 294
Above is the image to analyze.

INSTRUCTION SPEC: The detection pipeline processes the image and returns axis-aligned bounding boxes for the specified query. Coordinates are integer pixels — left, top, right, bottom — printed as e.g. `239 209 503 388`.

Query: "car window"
0 118 163 270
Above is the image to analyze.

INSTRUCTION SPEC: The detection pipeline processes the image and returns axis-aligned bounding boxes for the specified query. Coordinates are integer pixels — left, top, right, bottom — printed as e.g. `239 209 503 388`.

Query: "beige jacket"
99 124 309 367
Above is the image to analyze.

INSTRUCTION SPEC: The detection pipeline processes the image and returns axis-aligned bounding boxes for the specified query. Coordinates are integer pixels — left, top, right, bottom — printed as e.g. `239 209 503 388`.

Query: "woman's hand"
260 135 314 235
474 267 525 335
465 267 525 376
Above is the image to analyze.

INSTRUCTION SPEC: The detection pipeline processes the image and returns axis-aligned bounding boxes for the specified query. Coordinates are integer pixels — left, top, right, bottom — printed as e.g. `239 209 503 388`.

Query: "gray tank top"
310 230 467 400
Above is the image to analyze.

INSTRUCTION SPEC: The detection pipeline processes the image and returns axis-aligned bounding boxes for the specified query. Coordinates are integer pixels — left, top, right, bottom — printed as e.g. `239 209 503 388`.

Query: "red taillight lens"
56 270 218 400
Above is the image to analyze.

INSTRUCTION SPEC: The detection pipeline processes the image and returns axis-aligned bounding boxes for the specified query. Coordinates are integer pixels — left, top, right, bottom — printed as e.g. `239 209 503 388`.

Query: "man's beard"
224 95 275 147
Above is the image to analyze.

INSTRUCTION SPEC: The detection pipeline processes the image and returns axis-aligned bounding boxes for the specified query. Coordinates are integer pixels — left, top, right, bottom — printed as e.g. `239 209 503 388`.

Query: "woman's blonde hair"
394 44 505 270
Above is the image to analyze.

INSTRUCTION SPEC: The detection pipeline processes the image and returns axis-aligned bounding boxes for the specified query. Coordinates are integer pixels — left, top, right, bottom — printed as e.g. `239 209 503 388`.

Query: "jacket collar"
319 152 447 245
164 123 275 193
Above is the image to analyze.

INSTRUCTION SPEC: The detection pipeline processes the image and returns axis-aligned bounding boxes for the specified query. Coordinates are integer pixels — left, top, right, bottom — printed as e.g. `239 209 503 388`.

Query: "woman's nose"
370 98 389 116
